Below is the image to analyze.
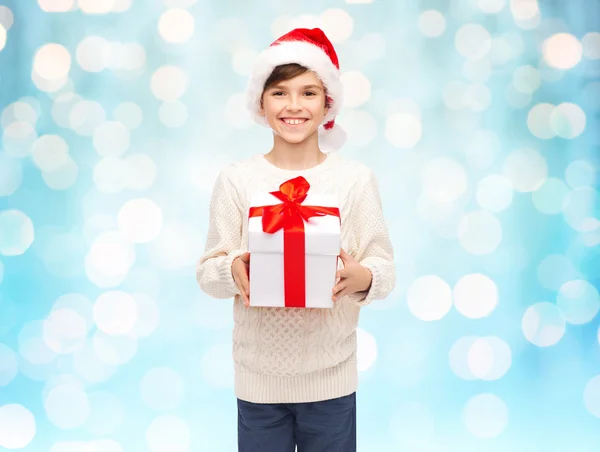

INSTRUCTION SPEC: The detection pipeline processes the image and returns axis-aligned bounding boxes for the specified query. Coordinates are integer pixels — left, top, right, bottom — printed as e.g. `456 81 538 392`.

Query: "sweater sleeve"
346 169 396 307
196 169 246 299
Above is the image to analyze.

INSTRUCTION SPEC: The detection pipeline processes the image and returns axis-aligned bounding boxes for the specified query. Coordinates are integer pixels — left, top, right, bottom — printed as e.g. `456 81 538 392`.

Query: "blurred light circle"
357 327 377 372
93 121 130 157
69 99 106 136
455 24 492 59
34 43 71 80
164 0 198 7
531 178 569 215
537 254 581 291
418 10 446 37
505 84 532 108
467 337 511 380
476 174 513 212
584 375 600 418
0 344 18 386
112 0 133 12
93 157 127 194
443 81 468 109
477 0 505 13
94 291 138 335
0 209 34 256
76 36 109 72
338 110 377 147
463 58 492 82
84 391 124 436
201 343 234 389
557 279 600 325
421 157 467 203
358 33 386 61
1 101 39 128
158 8 195 43
44 383 90 429
128 293 160 338
0 153 22 196
31 134 69 172
465 129 500 170
150 66 188 102
565 160 595 188
124 154 157 191
42 157 78 190
146 415 191 452
79 0 115 14
119 43 146 72
320 9 353 43
159 101 188 128
51 93 82 128
386 98 421 118
513 65 540 93
0 404 36 449
510 0 539 20
43 308 87 354
458 210 502 255
141 367 185 411
113 102 143 129
527 103 555 139
407 275 452 321
389 402 434 448
522 301 566 346
449 336 479 380
224 93 252 129
340 71 371 108
31 71 69 93
453 273 498 319
543 33 582 70
92 330 138 365
0 5 14 30
490 37 513 66
385 113 421 148
502 148 547 192
18 320 58 364
550 102 586 139
118 198 163 243
232 46 259 76
2 121 37 157
73 342 117 383
582 32 600 59
562 187 599 232
464 84 492 111
463 393 508 438
52 294 94 331
85 231 136 287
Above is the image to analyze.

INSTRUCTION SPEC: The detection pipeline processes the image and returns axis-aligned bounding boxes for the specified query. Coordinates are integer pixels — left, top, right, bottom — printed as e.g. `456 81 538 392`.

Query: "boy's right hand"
232 252 250 307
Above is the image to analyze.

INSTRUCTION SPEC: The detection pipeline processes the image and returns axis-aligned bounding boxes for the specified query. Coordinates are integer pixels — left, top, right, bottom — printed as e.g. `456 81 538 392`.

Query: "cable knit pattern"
196 152 395 403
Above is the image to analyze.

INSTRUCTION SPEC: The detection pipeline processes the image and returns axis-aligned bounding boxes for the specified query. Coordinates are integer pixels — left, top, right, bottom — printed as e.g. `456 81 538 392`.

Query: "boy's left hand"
332 249 372 302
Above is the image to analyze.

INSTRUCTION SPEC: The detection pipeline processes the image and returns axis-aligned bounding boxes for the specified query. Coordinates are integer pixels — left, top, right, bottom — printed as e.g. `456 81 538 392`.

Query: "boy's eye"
305 91 316 96
272 92 284 96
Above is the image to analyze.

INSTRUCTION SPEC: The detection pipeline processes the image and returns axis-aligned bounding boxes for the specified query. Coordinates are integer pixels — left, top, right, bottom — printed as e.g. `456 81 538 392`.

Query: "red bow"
249 176 340 307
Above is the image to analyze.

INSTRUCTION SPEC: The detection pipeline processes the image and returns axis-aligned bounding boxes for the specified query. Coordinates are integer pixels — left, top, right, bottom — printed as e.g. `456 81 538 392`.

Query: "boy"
197 28 395 452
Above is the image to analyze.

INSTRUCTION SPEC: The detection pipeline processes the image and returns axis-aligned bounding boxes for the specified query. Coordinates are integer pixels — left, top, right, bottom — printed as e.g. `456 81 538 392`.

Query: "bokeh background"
1 0 600 451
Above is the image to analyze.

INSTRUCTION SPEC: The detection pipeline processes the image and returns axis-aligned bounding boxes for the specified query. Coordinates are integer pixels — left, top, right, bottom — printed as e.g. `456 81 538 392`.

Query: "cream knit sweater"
196 152 395 404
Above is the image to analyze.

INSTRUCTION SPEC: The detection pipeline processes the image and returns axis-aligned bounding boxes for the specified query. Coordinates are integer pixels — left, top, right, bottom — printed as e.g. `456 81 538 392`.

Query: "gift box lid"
248 191 340 256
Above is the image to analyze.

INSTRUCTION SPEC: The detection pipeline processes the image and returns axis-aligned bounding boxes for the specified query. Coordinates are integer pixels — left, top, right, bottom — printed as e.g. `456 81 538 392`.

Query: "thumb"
240 252 250 264
339 248 351 263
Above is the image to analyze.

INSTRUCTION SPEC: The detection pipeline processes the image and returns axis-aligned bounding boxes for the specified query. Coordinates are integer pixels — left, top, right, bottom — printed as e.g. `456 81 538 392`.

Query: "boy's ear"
258 97 265 116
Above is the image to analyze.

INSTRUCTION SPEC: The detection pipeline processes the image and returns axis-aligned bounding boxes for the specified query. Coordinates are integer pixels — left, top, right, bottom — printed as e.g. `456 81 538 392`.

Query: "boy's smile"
259 71 329 145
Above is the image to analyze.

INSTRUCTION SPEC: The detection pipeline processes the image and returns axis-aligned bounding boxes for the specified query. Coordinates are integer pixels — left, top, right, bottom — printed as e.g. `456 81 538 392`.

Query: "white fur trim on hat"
245 40 344 149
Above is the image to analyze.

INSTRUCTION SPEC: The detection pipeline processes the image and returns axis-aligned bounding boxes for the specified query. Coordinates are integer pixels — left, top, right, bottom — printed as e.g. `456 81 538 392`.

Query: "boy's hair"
261 63 330 109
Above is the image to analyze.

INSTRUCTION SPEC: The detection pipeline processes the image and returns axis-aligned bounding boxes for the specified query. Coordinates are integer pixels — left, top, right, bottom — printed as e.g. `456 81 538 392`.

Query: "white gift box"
248 191 340 308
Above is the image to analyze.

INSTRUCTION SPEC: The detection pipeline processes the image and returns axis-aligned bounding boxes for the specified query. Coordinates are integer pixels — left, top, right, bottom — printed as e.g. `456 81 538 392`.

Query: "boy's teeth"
283 119 305 125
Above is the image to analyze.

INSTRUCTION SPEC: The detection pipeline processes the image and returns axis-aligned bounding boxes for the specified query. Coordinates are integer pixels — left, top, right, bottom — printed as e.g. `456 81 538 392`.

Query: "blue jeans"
237 392 356 452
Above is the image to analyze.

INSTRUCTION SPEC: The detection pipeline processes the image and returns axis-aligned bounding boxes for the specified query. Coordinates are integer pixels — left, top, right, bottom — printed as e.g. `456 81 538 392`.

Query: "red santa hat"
246 28 346 152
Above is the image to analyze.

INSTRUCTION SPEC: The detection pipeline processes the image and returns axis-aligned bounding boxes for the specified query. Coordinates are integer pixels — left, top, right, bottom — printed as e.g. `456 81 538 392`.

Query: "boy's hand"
232 252 250 307
332 249 372 302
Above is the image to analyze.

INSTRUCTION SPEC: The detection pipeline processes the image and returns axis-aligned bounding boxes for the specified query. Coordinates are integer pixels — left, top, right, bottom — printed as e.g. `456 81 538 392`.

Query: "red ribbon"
249 176 340 308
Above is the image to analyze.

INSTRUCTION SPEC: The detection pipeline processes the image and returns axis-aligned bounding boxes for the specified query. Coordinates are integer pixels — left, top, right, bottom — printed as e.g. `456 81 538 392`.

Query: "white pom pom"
318 123 347 153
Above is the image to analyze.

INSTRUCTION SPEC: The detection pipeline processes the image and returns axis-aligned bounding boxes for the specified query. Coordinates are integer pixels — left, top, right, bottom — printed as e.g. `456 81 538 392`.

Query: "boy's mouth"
280 118 308 127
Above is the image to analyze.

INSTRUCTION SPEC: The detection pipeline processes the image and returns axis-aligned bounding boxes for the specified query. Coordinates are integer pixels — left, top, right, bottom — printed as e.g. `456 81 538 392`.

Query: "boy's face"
259 71 329 146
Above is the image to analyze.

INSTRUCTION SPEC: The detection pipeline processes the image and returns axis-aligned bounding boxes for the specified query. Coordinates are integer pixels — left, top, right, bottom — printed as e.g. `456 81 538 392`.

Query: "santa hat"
246 28 346 152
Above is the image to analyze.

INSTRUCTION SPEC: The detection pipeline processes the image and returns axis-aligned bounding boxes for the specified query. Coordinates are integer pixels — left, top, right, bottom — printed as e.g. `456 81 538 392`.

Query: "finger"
240 252 250 264
332 287 351 301
338 248 349 264
332 281 347 295
336 269 349 280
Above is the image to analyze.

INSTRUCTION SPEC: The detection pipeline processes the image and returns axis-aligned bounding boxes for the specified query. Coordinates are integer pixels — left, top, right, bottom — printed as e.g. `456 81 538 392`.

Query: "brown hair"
261 63 330 109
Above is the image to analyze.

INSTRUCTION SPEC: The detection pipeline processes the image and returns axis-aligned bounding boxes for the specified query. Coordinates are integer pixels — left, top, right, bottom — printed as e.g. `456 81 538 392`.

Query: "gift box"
247 176 341 308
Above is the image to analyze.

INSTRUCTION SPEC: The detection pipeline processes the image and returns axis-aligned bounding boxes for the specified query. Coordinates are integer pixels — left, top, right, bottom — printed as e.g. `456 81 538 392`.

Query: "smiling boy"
197 28 395 452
